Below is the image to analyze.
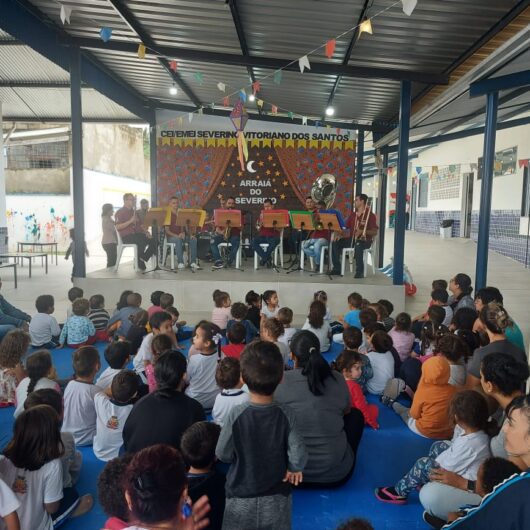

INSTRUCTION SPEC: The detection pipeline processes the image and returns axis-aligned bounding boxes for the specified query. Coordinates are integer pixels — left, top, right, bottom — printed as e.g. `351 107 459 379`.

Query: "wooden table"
0 263 17 288
0 253 48 278
17 241 58 265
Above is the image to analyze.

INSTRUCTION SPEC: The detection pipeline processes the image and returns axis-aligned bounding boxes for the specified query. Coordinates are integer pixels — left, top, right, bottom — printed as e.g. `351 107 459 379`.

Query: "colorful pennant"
99 27 113 42
60 4 72 25
325 39 336 59
401 0 418 17
252 81 261 95
217 82 226 92
137 43 146 59
273 70 282 85
299 55 311 73
170 60 178 72
194 72 204 85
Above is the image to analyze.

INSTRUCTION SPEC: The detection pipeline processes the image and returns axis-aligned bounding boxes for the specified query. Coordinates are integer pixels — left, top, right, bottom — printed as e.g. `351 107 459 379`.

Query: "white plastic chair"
253 229 284 269
161 236 176 270
218 237 243 268
114 229 138 272
301 238 331 273
341 240 376 276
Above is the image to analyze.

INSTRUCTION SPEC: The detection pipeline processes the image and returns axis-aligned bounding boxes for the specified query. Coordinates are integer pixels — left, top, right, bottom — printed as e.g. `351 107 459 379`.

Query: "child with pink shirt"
388 313 415 362
211 289 232 331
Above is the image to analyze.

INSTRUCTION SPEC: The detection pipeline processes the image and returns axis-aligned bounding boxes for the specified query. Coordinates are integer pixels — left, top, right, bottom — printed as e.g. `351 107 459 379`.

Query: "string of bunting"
383 161 481 183
56 0 418 130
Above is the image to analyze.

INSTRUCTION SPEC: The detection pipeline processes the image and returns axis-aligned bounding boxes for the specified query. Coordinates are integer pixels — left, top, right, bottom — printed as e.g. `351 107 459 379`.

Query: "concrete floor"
1 230 528 345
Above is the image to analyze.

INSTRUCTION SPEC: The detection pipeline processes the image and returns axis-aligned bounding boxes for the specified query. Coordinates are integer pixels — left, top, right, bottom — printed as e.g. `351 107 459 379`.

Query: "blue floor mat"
0 340 432 529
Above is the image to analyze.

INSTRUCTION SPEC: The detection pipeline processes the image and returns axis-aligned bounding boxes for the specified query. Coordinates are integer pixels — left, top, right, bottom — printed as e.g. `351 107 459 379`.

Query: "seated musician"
210 196 241 269
331 193 378 278
251 199 281 267
165 196 200 270
289 196 315 254
302 200 330 269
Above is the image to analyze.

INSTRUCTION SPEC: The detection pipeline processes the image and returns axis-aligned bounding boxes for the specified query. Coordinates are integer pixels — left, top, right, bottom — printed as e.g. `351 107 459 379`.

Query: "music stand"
310 210 344 281
259 210 289 273
174 209 206 272
286 211 315 273
213 209 243 271
142 207 173 274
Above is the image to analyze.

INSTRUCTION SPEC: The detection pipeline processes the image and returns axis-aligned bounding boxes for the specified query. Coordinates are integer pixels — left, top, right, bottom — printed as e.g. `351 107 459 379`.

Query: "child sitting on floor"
341 292 363 329
388 312 415 363
211 290 232 331
94 370 139 461
376 390 492 504
302 300 331 353
125 310 149 355
107 292 143 339
342 326 373 393
14 349 59 417
146 290 164 318
0 329 30 406
185 321 223 411
227 302 258 345
277 307 297 345
261 289 280 318
212 357 249 427
417 306 449 358
159 292 174 311
245 289 262 330
333 350 379 429
59 298 96 349
365 330 395 395
181 421 226 530
96 341 132 390
145 333 173 393
221 322 246 360
261 317 290 366
29 295 61 348
97 454 133 530
62 346 101 446
377 299 395 331
66 287 83 319
87 295 110 341
165 306 192 342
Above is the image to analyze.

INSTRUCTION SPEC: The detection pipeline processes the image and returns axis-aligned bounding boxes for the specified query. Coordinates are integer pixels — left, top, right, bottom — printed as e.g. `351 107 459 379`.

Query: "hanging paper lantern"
230 100 249 172
99 27 113 42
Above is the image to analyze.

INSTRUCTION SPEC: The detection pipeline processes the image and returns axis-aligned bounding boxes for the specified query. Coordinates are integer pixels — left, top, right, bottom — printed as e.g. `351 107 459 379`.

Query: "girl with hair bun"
275 330 364 487
465 303 526 390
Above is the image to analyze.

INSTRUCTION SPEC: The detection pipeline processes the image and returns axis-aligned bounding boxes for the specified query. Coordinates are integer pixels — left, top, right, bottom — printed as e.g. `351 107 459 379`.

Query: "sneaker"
190 262 201 270
422 511 447 529
383 378 406 401
213 261 224 270
178 263 185 270
137 260 146 271
354 272 364 278
374 486 407 505
380 395 395 407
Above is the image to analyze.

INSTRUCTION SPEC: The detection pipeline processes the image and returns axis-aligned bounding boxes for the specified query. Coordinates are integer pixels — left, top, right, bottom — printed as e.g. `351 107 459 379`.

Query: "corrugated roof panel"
0 44 70 83
0 29 17 42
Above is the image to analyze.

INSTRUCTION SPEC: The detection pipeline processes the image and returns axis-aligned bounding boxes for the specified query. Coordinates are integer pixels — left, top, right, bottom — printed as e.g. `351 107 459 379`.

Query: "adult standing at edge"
251 198 281 267
165 196 201 270
210 196 241 269
0 278 31 340
101 203 118 268
331 194 378 278
114 193 156 271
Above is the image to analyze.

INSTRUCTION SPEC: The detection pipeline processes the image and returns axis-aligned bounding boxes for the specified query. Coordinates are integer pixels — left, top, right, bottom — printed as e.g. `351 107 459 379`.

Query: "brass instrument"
311 174 337 209
224 222 231 241
353 197 373 242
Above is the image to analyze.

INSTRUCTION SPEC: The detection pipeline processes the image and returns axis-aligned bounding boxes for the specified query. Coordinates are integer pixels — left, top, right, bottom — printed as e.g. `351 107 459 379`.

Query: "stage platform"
78 258 405 322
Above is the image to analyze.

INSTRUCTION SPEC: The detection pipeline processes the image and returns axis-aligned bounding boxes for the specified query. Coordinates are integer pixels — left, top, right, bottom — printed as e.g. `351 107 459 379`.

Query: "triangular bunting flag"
257 99 264 108
239 89 247 102
315 120 321 128
302 116 307 125
299 55 311 73
99 27 113 42
223 96 230 107
60 4 72 25
210 102 215 110
188 113 193 123
217 82 226 92
271 105 278 115
170 60 177 72
194 72 203 84
325 39 336 59
288 111 294 119
273 70 282 85
415 166 422 175
519 159 529 168
336 128 341 135
252 81 261 95
401 0 418 17
137 43 146 59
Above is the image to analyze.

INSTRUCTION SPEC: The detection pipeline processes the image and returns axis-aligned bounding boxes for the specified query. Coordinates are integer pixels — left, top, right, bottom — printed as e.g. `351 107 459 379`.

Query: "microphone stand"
286 221 306 274
269 220 280 274
310 222 333 281
185 219 194 273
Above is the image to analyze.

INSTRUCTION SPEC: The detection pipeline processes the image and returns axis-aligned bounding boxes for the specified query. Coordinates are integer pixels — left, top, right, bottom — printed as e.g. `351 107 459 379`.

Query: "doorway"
460 172 474 238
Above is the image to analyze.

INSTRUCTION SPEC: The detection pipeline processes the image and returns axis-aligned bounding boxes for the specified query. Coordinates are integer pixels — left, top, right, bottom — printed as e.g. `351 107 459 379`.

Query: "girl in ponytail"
419 305 449 357
14 350 58 417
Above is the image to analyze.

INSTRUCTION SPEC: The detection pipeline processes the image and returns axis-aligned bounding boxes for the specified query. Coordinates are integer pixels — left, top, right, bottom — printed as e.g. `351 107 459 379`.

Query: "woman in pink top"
211 289 231 330
388 312 415 362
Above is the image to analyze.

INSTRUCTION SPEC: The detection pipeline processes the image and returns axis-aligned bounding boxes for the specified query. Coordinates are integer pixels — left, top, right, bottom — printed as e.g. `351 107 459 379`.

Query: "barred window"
6 140 70 170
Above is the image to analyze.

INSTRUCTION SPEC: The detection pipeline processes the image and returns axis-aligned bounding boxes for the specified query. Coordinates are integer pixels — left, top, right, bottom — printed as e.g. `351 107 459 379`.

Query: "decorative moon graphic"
246 160 257 173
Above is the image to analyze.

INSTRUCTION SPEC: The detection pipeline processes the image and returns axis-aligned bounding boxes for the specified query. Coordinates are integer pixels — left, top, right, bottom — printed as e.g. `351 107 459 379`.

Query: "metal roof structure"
1 0 529 135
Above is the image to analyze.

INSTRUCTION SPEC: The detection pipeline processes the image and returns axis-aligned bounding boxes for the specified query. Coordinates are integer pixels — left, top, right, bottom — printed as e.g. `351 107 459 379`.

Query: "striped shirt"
88 308 110 330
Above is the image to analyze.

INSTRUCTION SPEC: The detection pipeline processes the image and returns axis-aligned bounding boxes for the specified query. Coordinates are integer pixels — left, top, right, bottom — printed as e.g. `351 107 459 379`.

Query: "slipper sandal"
374 486 407 505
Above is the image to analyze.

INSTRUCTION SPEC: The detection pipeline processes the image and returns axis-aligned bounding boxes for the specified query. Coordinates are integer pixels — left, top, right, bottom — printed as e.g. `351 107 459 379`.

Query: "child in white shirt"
260 289 280 318
94 370 139 461
365 331 395 395
301 300 331 352
211 290 232 330
212 357 249 427
185 322 222 411
277 307 297 346
62 346 101 446
29 295 61 348
96 341 132 390
261 317 290 366
0 477 20 530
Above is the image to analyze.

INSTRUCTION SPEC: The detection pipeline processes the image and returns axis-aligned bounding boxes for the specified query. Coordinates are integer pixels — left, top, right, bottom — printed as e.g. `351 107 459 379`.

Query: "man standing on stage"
115 193 156 271
251 198 281 267
211 196 241 269
165 196 200 270
331 194 378 278
302 200 330 269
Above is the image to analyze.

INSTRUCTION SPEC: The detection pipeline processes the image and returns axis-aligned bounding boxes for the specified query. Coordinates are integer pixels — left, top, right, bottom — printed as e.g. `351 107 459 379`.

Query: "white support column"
0 102 8 254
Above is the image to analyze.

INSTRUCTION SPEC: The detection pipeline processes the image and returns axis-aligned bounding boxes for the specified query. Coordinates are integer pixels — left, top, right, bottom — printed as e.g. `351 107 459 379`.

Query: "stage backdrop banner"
156 114 356 222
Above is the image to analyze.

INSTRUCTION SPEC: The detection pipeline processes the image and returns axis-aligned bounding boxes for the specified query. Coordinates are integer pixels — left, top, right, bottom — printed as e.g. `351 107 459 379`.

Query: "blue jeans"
211 234 240 264
167 236 197 264
395 441 451 497
252 236 280 262
302 238 328 265
0 324 16 341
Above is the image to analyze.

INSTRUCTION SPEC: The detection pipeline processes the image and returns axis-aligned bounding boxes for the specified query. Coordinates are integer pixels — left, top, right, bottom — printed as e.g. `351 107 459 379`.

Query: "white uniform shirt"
0 456 62 530
133 333 153 374
0 476 20 519
212 388 250 427
278 327 297 346
261 306 280 318
95 367 122 390
93 392 133 461
62 380 100 446
436 425 491 480
14 377 59 418
185 352 221 410
29 313 61 347
302 319 331 352
365 351 395 395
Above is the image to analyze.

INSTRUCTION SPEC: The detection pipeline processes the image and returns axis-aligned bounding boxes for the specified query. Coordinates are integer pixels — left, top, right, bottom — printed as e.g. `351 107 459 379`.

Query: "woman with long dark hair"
275 330 364 487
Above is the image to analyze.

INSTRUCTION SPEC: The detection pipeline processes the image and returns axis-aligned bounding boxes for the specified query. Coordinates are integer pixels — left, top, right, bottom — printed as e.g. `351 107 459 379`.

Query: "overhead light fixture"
325 106 335 116
249 94 256 102
169 84 178 95
359 18 373 36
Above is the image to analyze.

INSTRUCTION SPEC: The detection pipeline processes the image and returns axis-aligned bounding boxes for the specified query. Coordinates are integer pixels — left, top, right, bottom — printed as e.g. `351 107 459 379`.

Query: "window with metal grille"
418 174 429 207
477 146 517 180
5 141 70 170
